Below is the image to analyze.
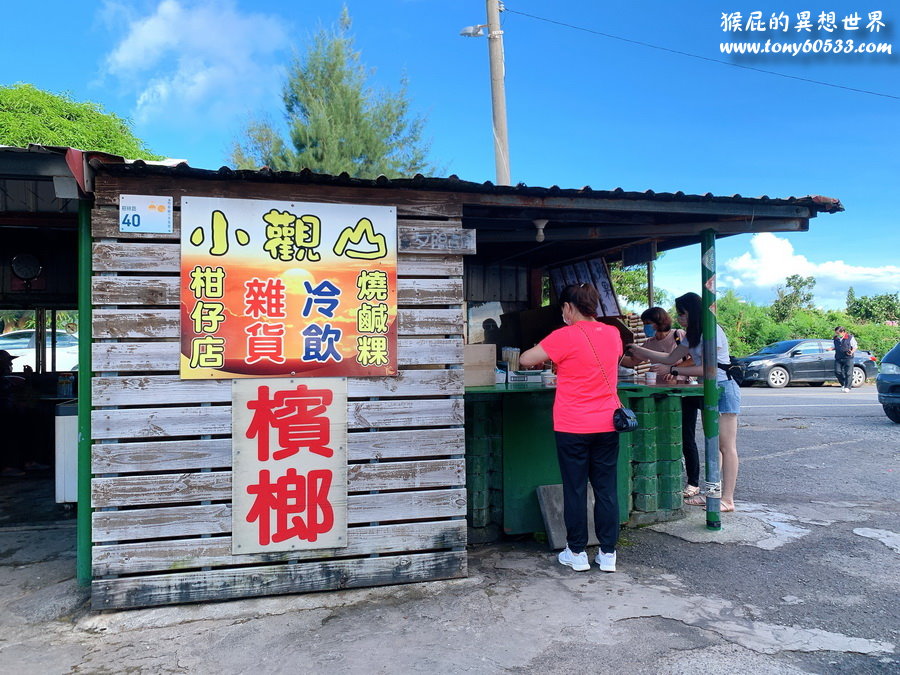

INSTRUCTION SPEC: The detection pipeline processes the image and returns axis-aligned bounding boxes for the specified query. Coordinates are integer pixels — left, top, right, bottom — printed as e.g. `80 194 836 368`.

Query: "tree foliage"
231 9 433 178
845 287 900 323
770 274 816 322
711 289 899 360
609 258 671 310
0 83 161 159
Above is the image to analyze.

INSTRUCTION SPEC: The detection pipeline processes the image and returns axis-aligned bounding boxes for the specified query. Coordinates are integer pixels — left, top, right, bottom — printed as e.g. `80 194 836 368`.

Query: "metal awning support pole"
700 230 721 531
76 199 92 584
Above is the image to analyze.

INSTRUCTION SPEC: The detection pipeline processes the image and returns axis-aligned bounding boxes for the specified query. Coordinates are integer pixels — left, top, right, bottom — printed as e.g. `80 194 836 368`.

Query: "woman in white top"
626 293 740 512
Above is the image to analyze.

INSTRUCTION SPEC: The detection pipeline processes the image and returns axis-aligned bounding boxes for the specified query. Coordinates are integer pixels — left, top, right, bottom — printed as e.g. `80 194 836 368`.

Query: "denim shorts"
718 378 741 414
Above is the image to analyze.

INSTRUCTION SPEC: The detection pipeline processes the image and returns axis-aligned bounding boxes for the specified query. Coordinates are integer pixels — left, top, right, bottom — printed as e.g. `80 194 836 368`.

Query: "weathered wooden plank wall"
89 174 471 609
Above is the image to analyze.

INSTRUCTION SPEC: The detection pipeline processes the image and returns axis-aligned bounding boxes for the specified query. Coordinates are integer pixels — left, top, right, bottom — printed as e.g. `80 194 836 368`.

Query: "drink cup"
645 371 657 384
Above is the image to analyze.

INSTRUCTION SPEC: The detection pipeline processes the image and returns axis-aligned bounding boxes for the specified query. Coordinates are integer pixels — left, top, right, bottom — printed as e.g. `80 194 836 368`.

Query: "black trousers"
835 359 853 388
555 431 619 554
681 395 703 488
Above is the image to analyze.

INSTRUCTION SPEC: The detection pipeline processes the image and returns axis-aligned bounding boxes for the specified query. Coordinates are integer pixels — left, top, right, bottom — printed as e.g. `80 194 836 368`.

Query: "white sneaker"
842 387 850 393
595 550 617 572
558 547 590 571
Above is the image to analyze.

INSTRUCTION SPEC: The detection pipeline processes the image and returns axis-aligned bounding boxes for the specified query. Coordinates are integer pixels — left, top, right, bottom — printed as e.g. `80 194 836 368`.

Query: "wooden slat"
398 277 462 305
347 428 465 461
91 460 465 507
91 550 467 609
92 428 465 473
92 205 471 252
91 277 462 307
90 337 463 371
92 438 232 473
91 488 467 541
92 242 463 277
346 398 463 429
92 277 178 305
91 369 463 406
92 520 467 575
91 175 464 216
398 253 463 277
92 308 463 339
91 398 463 439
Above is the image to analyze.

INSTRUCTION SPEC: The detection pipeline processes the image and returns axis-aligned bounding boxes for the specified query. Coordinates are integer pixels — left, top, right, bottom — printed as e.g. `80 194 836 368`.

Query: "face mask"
642 324 656 338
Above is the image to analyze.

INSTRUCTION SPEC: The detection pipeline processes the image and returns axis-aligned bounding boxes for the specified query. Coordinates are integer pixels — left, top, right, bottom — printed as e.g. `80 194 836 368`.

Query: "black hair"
674 292 703 347
640 306 672 332
559 283 600 318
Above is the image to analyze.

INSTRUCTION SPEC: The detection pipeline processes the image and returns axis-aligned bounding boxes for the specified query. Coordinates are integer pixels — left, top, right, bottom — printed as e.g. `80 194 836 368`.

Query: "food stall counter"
464 381 702 537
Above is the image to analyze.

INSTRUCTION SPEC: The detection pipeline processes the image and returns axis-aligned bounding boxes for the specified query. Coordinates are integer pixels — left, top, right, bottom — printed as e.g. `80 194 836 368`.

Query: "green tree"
0 83 161 159
230 8 433 178
846 289 900 323
609 258 671 309
770 274 816 322
713 289 900 359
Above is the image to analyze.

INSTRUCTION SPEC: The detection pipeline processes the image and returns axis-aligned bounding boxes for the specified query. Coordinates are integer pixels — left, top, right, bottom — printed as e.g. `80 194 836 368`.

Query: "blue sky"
4 0 898 308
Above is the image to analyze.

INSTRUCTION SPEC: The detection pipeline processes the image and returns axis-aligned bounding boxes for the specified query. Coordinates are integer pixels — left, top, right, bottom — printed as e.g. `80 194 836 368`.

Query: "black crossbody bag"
577 325 638 433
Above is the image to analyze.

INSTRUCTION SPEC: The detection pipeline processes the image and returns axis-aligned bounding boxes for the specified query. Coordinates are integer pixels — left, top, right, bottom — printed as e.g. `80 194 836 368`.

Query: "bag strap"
576 324 623 408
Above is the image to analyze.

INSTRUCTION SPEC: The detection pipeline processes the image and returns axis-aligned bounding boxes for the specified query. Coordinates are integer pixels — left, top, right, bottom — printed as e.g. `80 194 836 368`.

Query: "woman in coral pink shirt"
521 283 623 573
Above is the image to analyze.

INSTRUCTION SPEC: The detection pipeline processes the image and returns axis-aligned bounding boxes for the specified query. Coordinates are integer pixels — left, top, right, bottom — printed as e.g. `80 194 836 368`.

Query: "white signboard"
232 377 348 555
119 194 174 234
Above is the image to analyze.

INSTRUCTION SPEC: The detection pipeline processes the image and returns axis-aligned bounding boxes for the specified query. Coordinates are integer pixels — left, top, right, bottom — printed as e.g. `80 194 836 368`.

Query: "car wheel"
884 405 900 424
808 381 825 387
766 367 790 388
851 367 866 388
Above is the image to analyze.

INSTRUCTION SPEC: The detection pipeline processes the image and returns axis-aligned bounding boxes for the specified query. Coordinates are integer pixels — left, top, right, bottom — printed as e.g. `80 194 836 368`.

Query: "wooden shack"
0 148 842 609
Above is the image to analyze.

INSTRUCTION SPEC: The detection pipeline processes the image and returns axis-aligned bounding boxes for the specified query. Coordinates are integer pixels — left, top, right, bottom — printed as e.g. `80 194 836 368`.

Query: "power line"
504 7 900 101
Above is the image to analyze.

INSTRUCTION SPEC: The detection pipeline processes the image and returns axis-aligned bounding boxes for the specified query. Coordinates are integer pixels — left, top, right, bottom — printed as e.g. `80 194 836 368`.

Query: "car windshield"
753 340 801 355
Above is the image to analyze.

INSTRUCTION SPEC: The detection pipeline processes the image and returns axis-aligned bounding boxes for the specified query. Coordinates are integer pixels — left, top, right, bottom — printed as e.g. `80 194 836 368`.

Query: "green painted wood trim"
77 199 92 585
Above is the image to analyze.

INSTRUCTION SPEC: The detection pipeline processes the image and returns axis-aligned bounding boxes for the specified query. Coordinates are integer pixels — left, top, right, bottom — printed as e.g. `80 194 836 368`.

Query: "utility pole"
486 0 511 185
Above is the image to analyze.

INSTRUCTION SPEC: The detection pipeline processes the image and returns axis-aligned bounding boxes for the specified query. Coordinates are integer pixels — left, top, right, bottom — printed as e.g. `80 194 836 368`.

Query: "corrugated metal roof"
88 158 844 214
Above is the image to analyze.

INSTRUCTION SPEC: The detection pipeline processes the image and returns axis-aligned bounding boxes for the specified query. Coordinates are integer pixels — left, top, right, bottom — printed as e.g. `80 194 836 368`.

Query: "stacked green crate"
626 390 688 516
464 395 504 529
630 394 659 512
655 394 685 511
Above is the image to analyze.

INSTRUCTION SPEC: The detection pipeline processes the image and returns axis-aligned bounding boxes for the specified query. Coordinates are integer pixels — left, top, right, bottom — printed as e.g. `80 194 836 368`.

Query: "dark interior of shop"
1 170 79 526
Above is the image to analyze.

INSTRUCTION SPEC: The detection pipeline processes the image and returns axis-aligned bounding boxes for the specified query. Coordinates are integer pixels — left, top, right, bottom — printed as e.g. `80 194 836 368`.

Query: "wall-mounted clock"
11 253 42 281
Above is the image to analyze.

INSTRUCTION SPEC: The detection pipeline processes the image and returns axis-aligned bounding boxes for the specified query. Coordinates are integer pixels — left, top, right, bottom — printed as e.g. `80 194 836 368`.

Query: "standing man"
833 326 857 392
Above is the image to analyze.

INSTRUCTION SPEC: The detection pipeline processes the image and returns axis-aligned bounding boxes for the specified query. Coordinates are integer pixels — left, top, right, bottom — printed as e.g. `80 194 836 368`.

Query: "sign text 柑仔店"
180 197 398 379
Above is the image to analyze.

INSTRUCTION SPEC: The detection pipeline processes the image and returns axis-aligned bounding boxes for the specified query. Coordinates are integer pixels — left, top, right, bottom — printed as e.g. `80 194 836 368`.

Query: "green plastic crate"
633 475 658 495
656 459 683 478
634 493 658 512
657 491 684 510
632 461 657 477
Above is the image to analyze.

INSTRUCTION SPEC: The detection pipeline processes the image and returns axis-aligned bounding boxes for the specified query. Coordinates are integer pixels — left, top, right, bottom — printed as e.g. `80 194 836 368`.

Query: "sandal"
683 485 701 498
684 494 706 507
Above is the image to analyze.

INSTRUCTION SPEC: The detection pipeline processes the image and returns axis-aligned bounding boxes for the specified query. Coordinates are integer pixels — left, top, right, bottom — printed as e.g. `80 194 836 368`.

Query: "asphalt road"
738 382 888 419
623 382 900 673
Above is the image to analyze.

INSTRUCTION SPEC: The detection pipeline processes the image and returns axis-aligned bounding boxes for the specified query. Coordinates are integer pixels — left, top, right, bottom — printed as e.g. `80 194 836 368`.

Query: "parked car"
735 339 877 388
0 329 79 371
876 341 900 423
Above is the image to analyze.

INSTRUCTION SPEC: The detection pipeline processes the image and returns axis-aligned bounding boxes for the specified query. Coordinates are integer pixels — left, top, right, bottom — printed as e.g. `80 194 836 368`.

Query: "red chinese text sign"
180 196 397 379
232 377 348 554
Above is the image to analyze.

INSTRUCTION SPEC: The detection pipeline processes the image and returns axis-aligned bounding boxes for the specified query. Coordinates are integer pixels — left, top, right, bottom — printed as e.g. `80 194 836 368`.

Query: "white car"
0 329 79 371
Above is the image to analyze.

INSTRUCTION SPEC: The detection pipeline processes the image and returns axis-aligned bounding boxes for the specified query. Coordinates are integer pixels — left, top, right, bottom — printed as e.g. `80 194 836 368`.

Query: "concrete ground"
1 384 898 673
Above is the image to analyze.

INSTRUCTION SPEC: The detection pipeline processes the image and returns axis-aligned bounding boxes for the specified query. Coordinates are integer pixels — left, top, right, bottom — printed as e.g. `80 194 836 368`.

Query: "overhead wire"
503 7 900 101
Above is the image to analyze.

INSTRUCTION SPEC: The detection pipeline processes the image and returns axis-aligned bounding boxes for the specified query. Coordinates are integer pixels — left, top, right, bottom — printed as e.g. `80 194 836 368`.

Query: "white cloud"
100 0 289 125
720 233 900 309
